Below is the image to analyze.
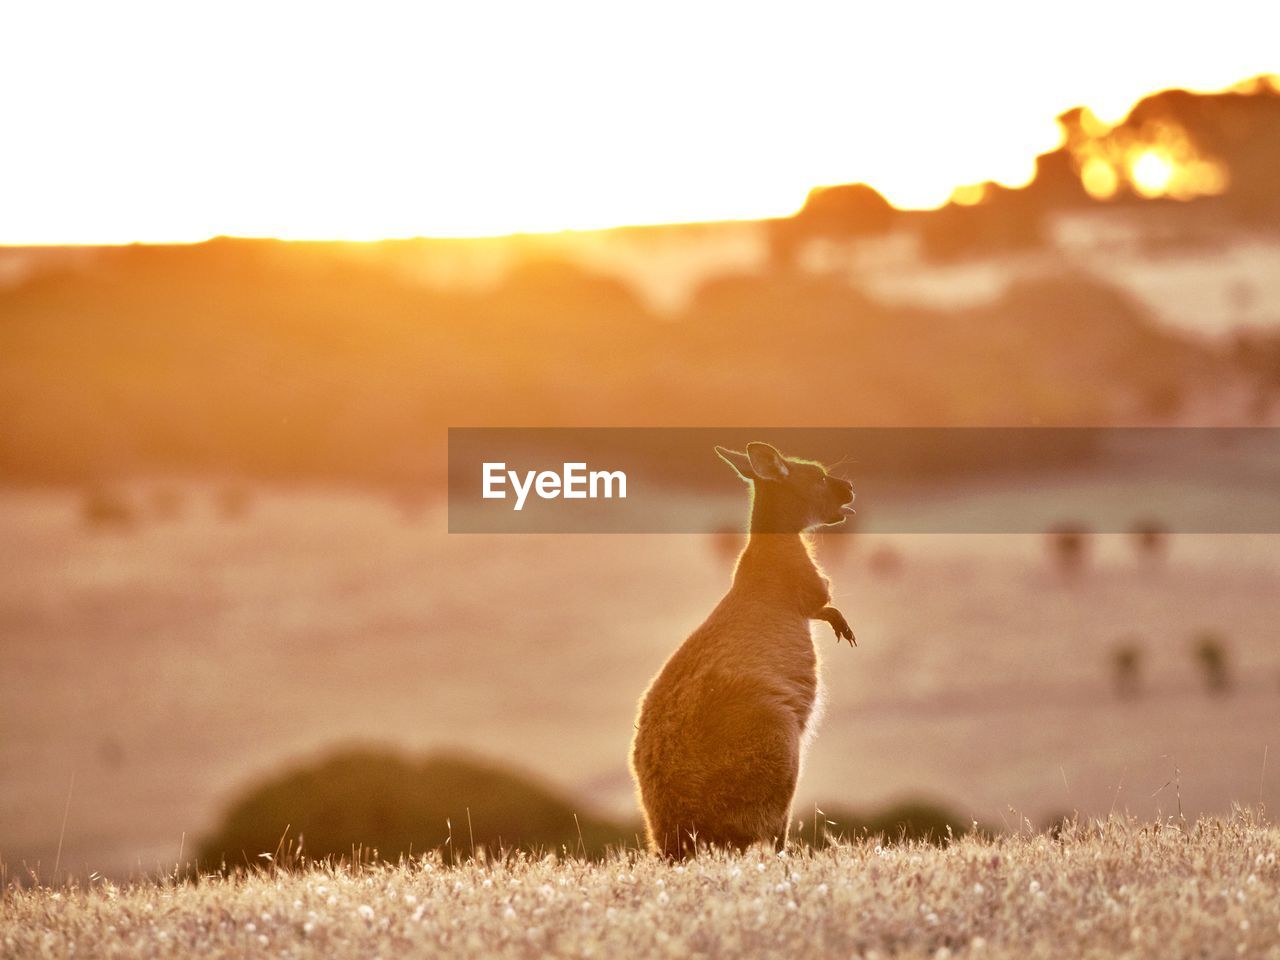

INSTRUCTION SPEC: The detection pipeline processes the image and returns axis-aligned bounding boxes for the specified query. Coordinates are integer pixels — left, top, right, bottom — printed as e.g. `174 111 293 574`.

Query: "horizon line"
2 72 1276 250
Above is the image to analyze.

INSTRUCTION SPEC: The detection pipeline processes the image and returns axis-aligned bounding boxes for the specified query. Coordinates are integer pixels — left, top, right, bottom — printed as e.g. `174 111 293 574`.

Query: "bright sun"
1130 151 1176 198
0 1 1276 244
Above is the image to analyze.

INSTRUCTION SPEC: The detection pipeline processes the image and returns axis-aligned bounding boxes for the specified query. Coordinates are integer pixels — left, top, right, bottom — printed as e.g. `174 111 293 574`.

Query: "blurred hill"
0 241 1212 485
5 80 1279 485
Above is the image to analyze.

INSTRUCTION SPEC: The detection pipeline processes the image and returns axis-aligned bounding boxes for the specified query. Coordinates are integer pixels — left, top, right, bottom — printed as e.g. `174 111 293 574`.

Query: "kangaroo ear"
746 442 790 481
715 446 754 481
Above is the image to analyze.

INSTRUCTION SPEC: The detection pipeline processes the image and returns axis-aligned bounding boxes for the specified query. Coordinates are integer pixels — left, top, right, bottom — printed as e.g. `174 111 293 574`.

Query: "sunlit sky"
1 1 1277 244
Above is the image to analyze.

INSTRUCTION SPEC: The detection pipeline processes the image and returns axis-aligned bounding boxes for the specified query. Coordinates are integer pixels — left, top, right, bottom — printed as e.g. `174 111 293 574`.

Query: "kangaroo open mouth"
826 501 855 525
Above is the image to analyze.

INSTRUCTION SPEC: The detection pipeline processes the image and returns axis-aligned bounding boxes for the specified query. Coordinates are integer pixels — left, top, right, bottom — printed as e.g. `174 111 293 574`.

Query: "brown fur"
630 443 855 857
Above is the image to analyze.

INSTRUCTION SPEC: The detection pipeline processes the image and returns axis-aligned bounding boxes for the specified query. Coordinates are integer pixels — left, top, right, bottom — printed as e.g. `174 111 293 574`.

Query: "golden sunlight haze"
0 1 1277 242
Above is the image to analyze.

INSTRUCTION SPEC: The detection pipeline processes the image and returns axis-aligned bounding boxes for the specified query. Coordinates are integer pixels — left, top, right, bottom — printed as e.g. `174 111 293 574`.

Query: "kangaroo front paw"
817 606 856 647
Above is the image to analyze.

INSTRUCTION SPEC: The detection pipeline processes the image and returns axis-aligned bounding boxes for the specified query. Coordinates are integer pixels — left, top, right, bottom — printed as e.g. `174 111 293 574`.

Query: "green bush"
199 748 634 869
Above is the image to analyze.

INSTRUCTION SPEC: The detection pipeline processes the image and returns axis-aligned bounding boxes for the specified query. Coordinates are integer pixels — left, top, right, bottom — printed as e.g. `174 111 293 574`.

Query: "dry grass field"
4 488 1280 876
4 815 1279 959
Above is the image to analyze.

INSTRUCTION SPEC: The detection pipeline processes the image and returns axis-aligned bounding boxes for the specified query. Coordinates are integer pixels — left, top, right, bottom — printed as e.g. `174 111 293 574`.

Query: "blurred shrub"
767 183 897 266
215 483 252 521
799 800 979 847
998 275 1195 421
867 543 903 578
198 748 633 869
917 186 1045 262
1046 522 1090 576
1110 637 1144 699
1192 631 1233 695
82 485 137 529
1128 518 1169 561
390 486 430 523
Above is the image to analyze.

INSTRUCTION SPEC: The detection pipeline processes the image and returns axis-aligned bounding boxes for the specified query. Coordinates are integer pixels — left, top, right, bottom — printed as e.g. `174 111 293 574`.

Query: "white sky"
1 1 1276 243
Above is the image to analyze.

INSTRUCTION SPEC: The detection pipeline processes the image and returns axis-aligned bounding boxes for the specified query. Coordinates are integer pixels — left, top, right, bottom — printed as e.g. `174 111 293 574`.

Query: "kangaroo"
630 441 856 858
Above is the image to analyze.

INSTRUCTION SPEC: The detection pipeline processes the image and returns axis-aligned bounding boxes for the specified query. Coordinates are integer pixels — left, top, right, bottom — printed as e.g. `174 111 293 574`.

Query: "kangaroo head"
715 442 854 533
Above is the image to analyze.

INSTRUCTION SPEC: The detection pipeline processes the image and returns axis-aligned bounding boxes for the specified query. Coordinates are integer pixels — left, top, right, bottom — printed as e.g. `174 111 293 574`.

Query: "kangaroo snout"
825 475 855 523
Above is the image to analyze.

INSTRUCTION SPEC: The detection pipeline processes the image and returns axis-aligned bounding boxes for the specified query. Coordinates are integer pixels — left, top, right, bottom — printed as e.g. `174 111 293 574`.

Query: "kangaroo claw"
817 606 856 648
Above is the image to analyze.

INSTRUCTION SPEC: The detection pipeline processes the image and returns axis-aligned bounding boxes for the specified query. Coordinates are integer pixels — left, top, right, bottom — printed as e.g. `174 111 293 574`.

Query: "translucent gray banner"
447 428 1280 533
